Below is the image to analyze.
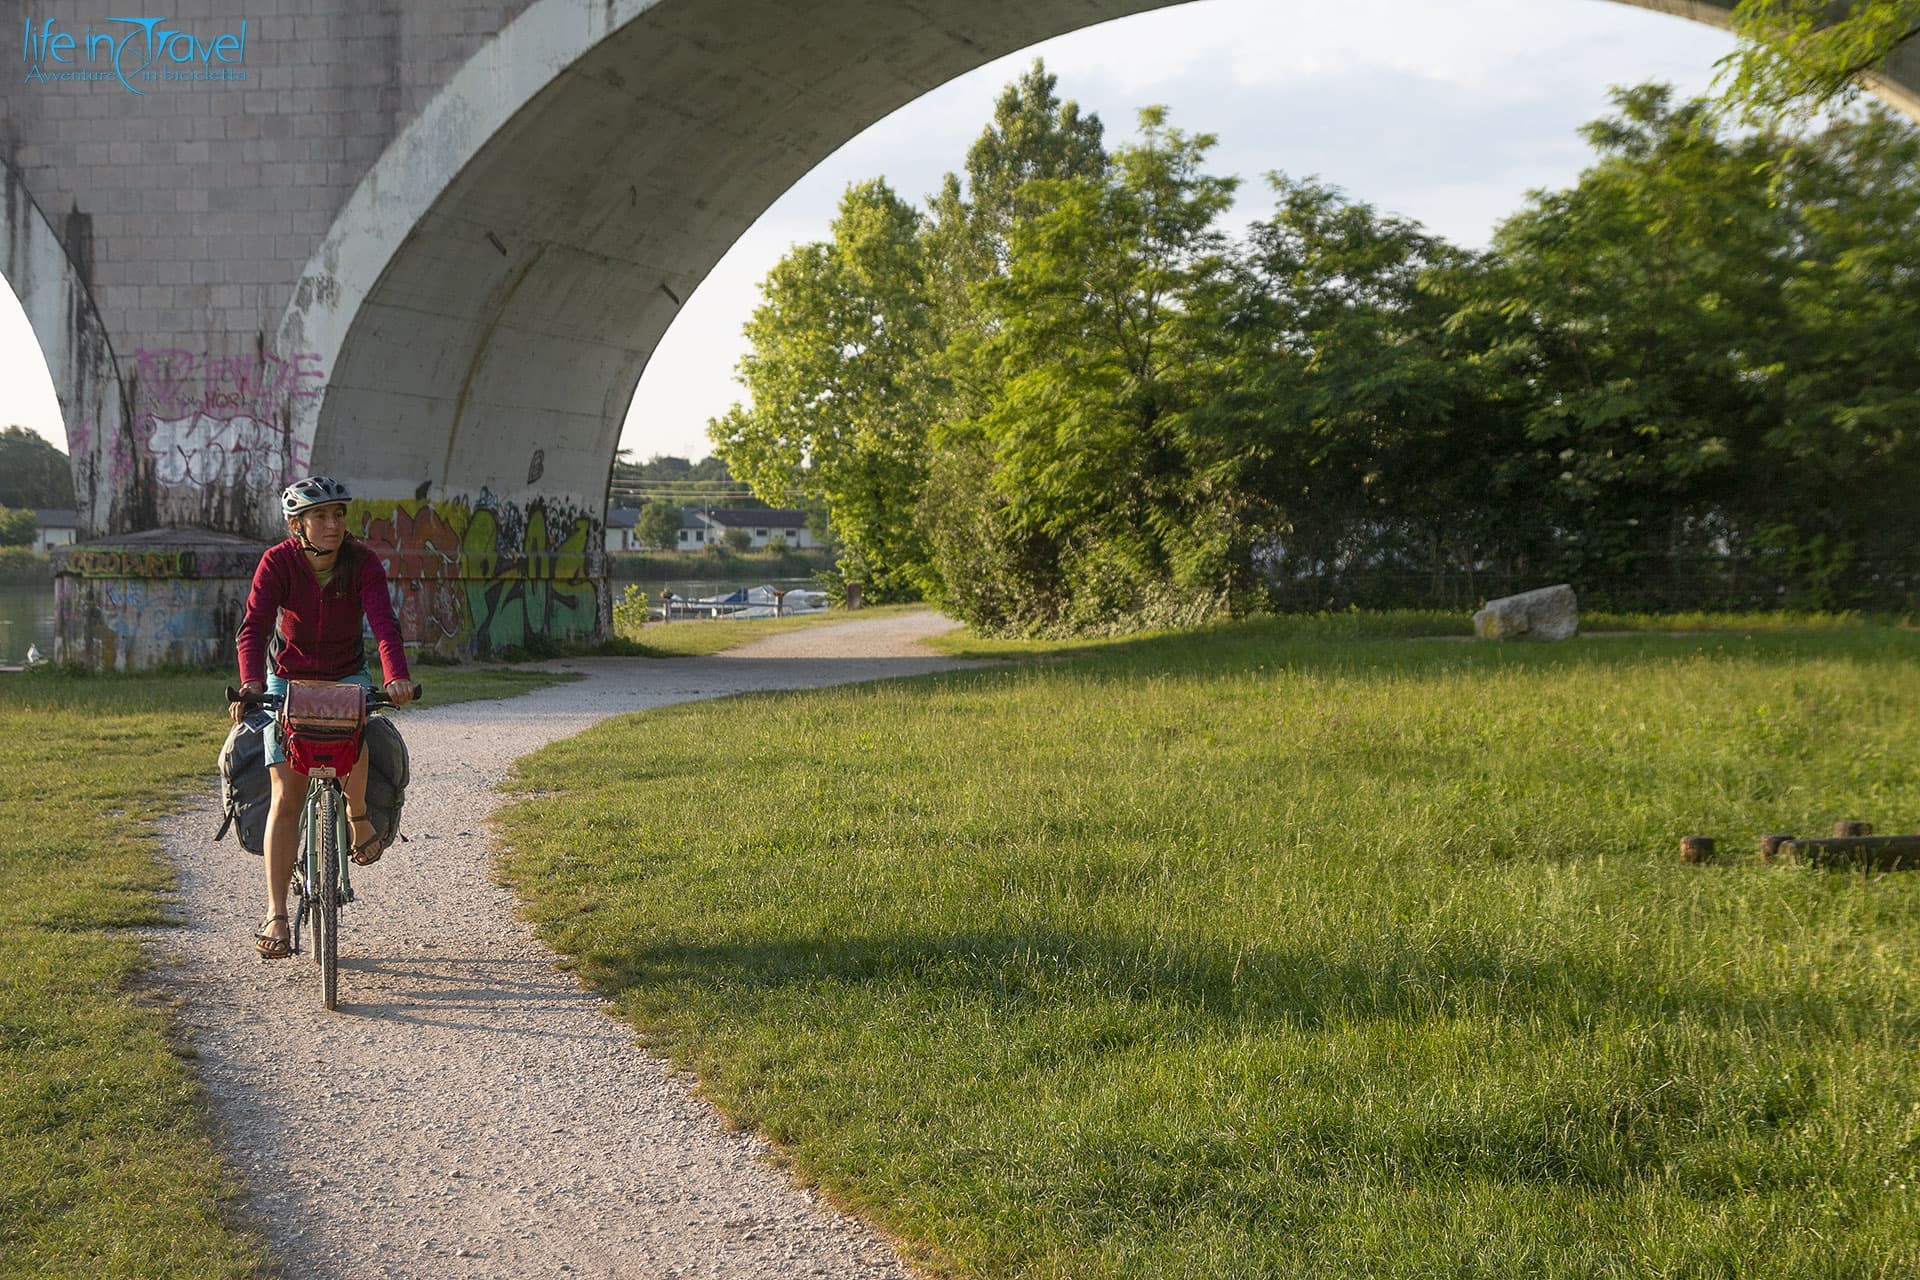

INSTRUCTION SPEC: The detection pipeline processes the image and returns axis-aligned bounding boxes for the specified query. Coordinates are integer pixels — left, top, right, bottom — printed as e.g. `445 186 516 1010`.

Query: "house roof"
699 508 808 528
605 507 639 528
33 509 79 526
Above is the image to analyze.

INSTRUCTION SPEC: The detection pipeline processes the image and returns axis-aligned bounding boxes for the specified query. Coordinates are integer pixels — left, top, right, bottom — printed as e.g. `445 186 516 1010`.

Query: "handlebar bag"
279 679 367 742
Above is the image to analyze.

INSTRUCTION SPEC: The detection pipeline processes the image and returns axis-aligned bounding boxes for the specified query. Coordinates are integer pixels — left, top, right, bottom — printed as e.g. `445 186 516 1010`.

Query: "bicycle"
227 678 422 1010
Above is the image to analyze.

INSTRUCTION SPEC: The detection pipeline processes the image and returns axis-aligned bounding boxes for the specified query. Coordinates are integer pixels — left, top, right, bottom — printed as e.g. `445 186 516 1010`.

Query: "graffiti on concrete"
56 574 245 670
66 547 196 578
98 579 199 651
131 347 325 489
352 491 606 657
143 412 298 487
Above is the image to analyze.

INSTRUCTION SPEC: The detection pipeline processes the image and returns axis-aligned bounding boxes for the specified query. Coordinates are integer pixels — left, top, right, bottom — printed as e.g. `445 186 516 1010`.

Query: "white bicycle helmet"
281 475 352 518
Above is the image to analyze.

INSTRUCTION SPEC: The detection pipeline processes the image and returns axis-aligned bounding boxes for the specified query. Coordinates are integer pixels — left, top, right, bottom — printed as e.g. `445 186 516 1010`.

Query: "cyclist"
231 476 414 958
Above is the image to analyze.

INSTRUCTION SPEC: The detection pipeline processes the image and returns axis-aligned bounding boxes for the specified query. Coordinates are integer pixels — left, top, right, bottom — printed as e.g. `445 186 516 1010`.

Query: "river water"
0 575 817 666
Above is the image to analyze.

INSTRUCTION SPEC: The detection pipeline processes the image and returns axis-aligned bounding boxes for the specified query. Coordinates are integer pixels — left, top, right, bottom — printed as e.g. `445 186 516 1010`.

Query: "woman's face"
291 503 348 554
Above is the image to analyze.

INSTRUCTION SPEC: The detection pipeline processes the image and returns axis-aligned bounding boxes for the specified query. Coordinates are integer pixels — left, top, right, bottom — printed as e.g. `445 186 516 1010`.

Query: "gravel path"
147 611 970 1279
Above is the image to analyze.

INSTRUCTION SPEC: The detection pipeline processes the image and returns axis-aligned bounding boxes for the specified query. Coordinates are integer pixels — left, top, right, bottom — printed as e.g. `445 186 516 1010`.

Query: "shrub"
612 584 650 640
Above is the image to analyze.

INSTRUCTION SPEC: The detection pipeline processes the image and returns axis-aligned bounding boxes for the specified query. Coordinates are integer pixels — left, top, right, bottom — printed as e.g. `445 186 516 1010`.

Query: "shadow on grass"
551 927 1883 1197
577 923 1904 1053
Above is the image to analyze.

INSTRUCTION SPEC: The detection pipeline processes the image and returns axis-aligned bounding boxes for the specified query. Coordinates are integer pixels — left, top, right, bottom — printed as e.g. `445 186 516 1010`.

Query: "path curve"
147 611 970 1279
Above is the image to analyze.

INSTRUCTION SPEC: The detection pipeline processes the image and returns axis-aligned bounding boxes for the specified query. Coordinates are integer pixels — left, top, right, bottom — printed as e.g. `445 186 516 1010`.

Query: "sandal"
348 811 383 866
254 914 291 960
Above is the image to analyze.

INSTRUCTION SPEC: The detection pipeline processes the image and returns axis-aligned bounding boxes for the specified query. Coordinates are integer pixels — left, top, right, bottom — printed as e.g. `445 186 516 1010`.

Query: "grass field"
497 616 1920 1279
0 665 571 1280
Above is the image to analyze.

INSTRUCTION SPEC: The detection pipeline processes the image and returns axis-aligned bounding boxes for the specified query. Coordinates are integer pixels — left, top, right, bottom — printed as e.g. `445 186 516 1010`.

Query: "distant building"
673 507 817 551
675 507 712 550
32 509 78 553
604 506 641 552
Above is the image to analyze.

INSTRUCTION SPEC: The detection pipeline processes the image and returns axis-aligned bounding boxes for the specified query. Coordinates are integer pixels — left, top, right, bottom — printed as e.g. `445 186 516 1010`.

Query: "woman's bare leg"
259 762 302 947
345 743 378 859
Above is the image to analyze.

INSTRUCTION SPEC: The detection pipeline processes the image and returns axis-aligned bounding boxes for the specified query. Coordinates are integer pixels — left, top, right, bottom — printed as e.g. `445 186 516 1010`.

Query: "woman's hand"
385 679 415 707
230 680 263 726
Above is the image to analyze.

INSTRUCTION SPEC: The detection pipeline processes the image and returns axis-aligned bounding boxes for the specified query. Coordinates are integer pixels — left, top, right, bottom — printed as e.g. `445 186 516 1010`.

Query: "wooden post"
1757 833 1793 862
1679 835 1716 864
1781 835 1920 871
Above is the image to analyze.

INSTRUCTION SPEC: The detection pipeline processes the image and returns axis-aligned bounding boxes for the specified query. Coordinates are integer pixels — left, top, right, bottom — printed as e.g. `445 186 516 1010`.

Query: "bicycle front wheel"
314 784 340 1011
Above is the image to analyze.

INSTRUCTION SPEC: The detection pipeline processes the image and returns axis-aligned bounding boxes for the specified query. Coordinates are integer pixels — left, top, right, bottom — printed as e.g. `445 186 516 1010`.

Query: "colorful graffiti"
352 491 607 657
55 574 246 670
130 347 324 491
66 547 196 578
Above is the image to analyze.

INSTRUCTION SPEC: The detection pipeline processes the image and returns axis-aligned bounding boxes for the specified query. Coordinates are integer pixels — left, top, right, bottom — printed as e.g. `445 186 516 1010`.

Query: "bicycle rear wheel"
314 785 340 1010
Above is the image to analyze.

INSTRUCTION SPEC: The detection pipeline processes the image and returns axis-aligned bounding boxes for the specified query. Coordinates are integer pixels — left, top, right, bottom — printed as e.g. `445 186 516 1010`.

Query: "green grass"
0 664 572 1280
1584 609 1879 633
631 603 930 657
497 617 1920 1279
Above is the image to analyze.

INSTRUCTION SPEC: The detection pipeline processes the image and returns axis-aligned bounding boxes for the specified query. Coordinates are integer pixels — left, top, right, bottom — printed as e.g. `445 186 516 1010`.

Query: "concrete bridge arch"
4 0 1916 663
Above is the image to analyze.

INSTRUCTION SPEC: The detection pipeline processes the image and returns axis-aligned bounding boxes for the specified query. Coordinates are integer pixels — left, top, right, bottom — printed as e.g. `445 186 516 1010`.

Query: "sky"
0 0 1743 463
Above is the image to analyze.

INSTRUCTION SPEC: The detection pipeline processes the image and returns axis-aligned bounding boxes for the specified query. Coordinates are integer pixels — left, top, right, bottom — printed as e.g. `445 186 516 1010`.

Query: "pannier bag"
216 709 274 855
215 709 412 856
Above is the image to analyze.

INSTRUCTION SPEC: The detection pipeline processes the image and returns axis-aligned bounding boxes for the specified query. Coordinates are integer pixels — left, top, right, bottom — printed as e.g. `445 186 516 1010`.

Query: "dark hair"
327 535 365 598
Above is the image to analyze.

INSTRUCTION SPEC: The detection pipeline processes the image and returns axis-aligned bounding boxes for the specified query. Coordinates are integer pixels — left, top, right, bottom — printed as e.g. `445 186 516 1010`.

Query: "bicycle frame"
226 678 421 1010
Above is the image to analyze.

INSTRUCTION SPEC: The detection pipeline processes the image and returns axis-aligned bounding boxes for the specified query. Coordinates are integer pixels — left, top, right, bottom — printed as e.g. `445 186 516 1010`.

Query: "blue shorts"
263 670 373 767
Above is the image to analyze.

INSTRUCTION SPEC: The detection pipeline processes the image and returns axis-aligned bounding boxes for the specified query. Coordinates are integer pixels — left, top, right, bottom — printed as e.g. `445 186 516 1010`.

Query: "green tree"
1745 105 1920 602
1469 85 1792 588
1214 176 1524 608
933 108 1240 631
917 61 1113 628
1717 0 1920 126
0 505 39 548
609 451 762 510
923 58 1108 348
722 527 753 553
711 179 937 600
636 500 684 550
0 426 75 509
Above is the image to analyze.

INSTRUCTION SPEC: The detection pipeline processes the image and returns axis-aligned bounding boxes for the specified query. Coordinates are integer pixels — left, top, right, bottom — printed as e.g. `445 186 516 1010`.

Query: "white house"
32 509 78 553
604 506 641 552
674 508 817 551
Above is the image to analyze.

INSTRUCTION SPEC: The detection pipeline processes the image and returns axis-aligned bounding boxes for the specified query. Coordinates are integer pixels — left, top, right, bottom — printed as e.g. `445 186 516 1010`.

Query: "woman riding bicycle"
232 476 414 958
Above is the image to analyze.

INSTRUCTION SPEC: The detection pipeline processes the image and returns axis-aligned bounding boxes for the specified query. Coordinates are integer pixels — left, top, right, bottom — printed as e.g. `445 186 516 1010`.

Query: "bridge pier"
50 495 609 670
53 530 269 670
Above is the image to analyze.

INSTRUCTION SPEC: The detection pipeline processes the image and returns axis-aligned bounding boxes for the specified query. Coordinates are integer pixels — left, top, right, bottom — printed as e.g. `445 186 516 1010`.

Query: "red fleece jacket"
237 537 411 687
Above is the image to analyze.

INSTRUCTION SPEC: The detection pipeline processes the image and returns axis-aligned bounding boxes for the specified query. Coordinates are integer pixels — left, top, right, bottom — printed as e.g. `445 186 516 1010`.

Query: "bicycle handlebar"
225 682 423 709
